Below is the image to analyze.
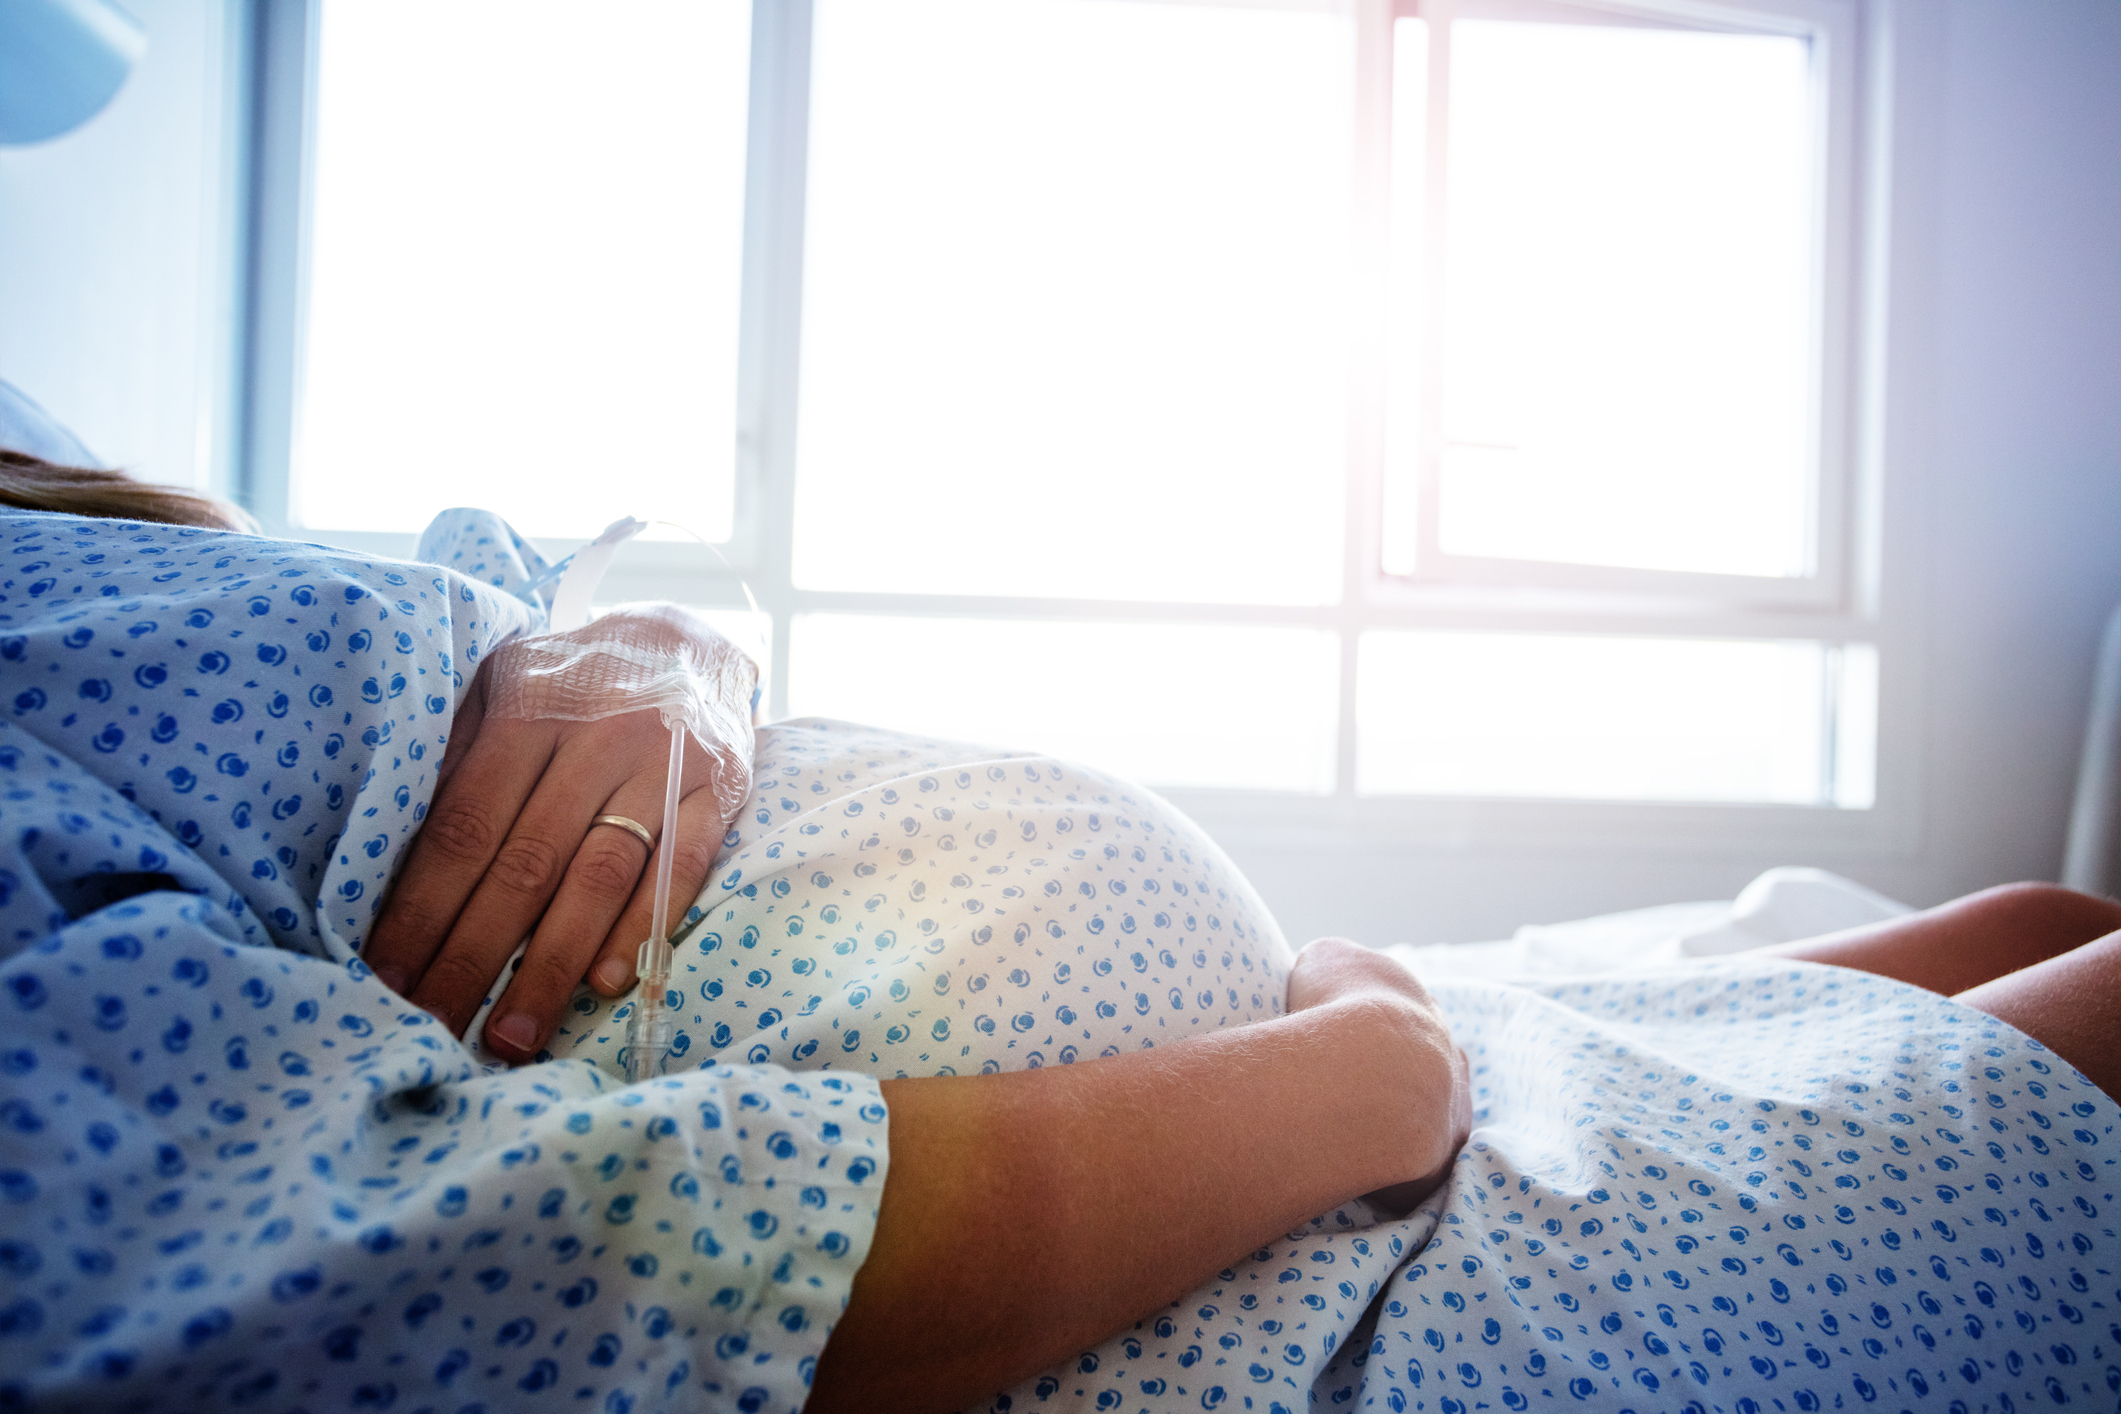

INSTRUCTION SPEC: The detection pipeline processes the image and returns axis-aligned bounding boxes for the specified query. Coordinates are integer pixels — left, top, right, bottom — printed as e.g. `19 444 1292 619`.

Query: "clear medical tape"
486 517 765 1083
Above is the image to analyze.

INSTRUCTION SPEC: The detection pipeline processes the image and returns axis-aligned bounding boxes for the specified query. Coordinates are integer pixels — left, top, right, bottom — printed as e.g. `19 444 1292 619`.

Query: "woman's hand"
362 658 739 1065
1286 937 1472 1211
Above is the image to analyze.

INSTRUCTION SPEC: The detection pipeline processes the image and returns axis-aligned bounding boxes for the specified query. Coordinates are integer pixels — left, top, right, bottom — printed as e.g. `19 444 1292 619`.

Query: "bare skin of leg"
1956 931 2121 1101
1763 881 2121 1100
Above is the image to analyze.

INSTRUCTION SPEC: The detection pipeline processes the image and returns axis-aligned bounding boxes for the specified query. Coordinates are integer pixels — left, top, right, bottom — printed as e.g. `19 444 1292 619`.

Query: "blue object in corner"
0 378 101 465
0 0 145 145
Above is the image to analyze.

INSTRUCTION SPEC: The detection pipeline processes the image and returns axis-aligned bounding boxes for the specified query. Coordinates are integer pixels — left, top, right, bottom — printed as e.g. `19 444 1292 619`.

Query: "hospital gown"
3 506 2117 1414
0 509 886 1413
530 721 2121 1414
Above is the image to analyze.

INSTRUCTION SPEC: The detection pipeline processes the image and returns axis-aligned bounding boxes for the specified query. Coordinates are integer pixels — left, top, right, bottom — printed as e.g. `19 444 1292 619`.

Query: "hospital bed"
1383 864 1912 981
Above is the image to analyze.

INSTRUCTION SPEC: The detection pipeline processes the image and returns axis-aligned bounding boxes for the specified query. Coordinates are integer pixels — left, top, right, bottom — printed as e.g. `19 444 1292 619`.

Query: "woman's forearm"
807 973 1465 1414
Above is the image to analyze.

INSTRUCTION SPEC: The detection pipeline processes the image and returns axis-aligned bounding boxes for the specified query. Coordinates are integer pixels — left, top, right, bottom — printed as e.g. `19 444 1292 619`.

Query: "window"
294 0 751 540
794 0 1350 609
1384 9 1827 592
245 0 1882 842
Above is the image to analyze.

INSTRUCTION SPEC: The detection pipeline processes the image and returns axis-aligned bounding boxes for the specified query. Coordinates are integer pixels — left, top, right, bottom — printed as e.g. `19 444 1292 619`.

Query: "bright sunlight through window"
297 0 750 540
1358 632 1875 805
793 0 1353 605
279 0 1875 816
1383 17 1816 580
789 616 1340 794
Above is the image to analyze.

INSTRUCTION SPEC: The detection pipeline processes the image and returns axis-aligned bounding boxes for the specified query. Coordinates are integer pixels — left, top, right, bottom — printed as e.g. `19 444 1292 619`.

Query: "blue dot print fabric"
1 504 2115 1414
524 718 1293 1080
1368 967 2120 1414
527 720 2121 1413
0 509 888 1413
963 970 2118 1414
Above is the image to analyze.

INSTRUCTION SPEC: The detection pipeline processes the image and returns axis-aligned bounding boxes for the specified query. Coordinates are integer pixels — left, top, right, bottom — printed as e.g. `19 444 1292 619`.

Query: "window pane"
1357 631 1854 804
297 0 749 539
1831 641 1877 809
788 616 1339 793
1393 19 1814 577
794 0 1353 605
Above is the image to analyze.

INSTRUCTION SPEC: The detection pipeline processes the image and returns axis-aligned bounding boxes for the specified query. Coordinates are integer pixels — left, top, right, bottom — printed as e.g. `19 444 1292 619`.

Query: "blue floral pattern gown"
0 507 2114 1414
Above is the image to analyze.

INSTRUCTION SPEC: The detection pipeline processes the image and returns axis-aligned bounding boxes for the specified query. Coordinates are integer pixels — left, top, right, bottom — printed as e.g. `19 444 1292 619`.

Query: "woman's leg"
1954 930 2121 1100
1761 882 2121 996
1764 882 2121 1100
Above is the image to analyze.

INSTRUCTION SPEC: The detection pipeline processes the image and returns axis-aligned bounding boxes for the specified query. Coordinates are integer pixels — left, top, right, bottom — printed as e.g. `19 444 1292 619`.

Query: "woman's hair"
0 450 257 533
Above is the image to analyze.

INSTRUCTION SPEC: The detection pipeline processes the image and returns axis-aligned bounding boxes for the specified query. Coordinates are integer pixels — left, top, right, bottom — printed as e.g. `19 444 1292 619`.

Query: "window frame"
1381 0 1862 613
233 0 1908 859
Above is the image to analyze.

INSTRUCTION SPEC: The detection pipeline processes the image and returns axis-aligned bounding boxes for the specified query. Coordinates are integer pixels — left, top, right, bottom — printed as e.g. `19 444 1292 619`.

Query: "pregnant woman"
1 454 2115 1414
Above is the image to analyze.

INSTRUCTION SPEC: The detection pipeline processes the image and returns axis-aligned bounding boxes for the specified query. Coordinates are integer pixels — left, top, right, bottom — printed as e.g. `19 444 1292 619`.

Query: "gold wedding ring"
590 814 655 851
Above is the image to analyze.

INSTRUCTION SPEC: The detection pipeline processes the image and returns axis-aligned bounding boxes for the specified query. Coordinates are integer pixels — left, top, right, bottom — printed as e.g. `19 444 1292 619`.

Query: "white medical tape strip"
548 516 647 633
481 602 759 827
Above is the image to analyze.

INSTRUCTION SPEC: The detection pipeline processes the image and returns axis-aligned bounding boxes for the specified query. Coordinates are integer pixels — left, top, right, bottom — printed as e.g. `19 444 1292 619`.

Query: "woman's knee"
1948 882 2121 956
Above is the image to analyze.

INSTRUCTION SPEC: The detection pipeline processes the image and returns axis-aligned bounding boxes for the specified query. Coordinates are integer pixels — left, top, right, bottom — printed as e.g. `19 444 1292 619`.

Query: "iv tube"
625 716 686 1083
523 518 762 1085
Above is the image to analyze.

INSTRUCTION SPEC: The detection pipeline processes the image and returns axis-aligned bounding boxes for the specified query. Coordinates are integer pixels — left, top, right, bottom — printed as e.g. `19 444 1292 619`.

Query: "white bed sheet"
1382 864 1910 981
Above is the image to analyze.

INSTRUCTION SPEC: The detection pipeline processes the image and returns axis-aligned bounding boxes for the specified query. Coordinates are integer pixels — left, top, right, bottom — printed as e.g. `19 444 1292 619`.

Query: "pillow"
0 378 100 466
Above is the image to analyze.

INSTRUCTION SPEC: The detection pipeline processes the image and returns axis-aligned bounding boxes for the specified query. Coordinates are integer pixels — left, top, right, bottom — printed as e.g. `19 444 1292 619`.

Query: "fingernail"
373 965 408 995
593 958 631 994
490 1013 538 1054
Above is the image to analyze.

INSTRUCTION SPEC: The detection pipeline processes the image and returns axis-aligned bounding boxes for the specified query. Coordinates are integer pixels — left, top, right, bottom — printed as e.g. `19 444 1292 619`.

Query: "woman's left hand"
1285 937 1472 1211
362 661 735 1064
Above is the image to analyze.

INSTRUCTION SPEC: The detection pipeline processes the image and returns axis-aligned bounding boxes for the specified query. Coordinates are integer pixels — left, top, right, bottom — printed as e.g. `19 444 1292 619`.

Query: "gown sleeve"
0 731 886 1413
0 510 890 1413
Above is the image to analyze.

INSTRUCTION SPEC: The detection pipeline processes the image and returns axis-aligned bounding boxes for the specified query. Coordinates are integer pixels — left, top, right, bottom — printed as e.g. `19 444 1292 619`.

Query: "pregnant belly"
537 719 1295 1079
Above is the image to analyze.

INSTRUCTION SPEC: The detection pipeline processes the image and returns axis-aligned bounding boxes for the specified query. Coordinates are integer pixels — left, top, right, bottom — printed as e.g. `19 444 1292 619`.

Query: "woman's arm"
809 938 1470 1414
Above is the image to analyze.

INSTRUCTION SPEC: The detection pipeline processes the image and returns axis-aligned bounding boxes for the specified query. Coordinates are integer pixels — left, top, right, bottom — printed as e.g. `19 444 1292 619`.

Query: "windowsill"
1153 785 1911 858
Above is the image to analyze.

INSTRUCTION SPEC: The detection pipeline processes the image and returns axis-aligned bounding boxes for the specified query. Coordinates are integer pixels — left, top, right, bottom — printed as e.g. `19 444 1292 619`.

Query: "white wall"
0 0 241 490
2 0 2118 946
1909 0 2121 904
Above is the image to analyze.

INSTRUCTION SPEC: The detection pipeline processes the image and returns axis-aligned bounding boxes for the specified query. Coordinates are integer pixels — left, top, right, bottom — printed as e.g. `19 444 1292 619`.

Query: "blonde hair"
0 450 256 533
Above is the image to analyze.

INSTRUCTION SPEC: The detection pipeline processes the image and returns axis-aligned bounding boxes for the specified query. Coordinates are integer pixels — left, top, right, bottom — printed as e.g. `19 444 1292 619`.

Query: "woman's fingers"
364 714 554 998
474 807 656 1062
1285 936 1438 1015
403 710 675 1034
370 694 740 1056
590 777 731 993
480 738 730 1063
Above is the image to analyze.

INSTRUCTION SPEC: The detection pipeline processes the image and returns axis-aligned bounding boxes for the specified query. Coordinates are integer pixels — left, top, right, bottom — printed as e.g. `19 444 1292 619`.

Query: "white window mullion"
1803 0 1861 612
1412 0 1454 587
736 0 815 723
1343 0 1399 801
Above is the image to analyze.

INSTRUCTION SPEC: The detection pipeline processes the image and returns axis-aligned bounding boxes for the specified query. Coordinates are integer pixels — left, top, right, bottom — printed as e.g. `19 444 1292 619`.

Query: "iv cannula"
625 718 685 1083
